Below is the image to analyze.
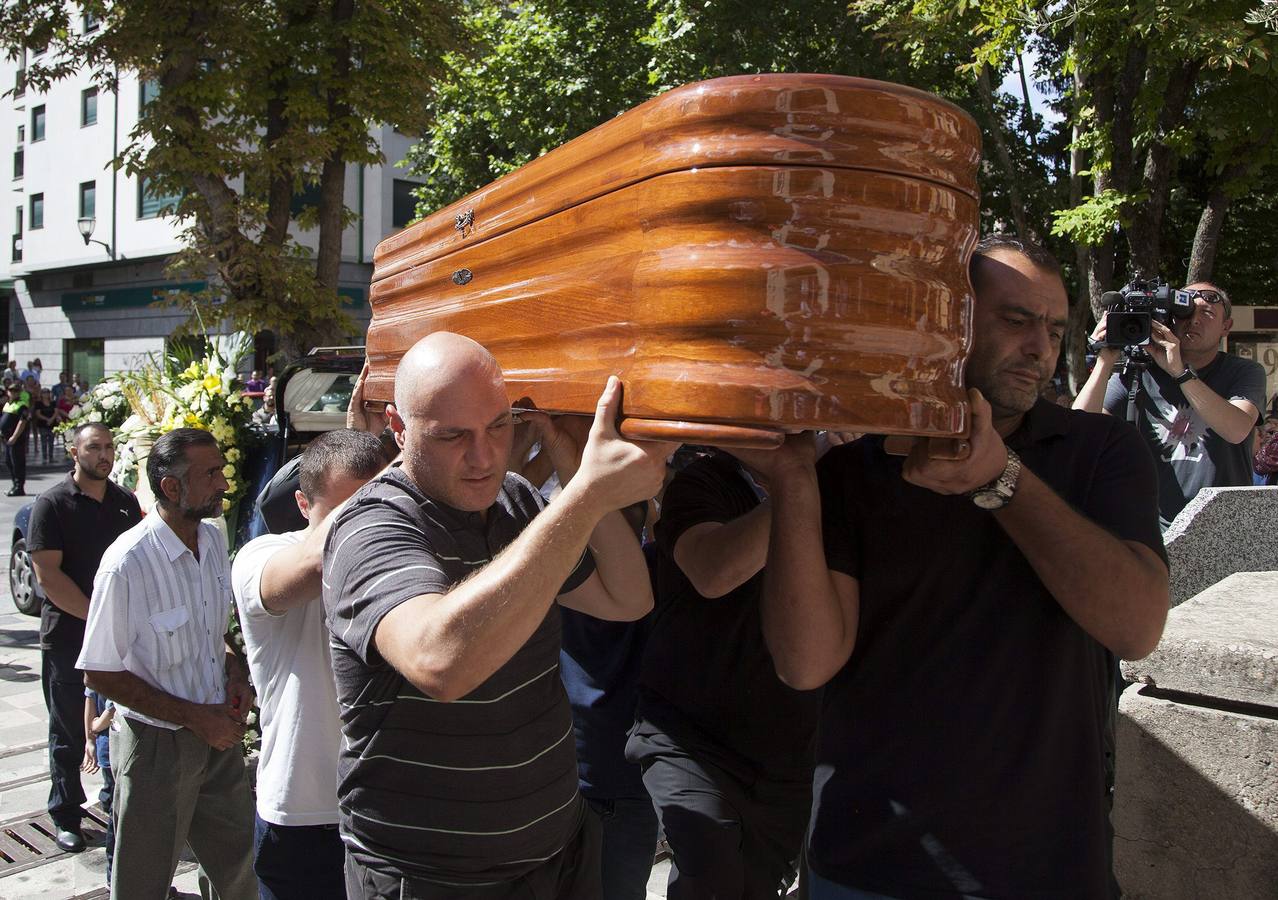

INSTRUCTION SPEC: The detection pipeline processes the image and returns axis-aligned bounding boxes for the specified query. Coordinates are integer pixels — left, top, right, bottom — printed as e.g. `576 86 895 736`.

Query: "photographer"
1074 281 1266 527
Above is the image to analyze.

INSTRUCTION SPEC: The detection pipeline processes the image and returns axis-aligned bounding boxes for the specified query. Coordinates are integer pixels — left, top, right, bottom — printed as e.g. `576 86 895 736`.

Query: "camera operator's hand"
1088 315 1121 367
903 389 1008 496
1148 321 1185 376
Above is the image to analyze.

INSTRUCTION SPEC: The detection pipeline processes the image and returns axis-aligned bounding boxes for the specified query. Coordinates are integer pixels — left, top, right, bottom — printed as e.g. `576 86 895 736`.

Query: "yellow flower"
202 374 223 395
222 498 232 513
222 464 236 478
225 479 237 495
226 447 241 462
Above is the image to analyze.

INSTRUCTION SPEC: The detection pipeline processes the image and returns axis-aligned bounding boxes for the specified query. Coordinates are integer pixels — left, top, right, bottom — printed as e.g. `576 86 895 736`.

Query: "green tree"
2 0 460 354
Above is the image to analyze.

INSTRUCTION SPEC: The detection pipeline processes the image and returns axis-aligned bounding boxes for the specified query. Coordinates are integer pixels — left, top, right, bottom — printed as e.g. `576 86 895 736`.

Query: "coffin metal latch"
454 209 474 236
452 268 473 285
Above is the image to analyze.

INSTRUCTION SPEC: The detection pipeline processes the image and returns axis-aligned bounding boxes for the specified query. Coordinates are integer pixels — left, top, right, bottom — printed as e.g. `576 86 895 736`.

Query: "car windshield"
282 370 357 431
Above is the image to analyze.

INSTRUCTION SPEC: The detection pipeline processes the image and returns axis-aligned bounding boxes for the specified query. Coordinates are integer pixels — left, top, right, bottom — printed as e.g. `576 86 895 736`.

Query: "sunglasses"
1183 289 1225 306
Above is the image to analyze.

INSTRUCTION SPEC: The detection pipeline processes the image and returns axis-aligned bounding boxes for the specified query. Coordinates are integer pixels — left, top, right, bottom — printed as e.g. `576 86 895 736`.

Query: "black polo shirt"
638 451 820 781
323 467 595 886
27 473 143 651
810 401 1166 899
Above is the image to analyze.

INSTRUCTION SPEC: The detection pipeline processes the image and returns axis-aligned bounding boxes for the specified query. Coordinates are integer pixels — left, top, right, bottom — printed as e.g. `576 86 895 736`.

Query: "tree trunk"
1126 60 1201 277
315 0 356 305
976 65 1031 239
1185 187 1230 286
1016 52 1039 156
1066 62 1091 394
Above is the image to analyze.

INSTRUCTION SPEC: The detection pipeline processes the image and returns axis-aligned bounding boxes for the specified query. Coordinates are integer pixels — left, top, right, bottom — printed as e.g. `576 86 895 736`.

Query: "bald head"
389 333 515 512
394 332 503 420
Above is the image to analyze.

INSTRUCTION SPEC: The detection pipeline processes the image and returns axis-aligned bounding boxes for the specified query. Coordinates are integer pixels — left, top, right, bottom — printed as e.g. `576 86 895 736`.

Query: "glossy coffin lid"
368 73 981 440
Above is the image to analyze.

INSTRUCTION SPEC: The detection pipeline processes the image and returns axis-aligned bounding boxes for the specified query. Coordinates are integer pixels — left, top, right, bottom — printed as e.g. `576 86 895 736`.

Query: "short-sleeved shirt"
77 515 234 729
1104 351 1266 526
810 401 1167 898
232 530 342 826
27 474 142 650
0 402 29 440
639 452 820 781
323 467 595 886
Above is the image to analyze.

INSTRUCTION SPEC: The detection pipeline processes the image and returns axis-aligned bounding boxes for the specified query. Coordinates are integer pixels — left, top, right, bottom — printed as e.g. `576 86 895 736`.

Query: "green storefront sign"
61 281 207 312
61 282 366 312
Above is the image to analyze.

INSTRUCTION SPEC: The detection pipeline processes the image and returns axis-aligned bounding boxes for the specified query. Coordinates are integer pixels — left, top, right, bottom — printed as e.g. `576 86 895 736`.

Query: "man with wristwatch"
1073 280 1266 528
758 235 1170 899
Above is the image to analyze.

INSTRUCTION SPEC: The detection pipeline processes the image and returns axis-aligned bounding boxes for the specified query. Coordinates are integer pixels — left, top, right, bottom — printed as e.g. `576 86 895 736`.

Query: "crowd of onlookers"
0 359 94 494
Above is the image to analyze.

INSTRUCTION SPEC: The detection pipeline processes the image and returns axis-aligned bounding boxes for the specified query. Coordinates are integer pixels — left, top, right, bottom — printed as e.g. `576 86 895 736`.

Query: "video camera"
1101 278 1195 347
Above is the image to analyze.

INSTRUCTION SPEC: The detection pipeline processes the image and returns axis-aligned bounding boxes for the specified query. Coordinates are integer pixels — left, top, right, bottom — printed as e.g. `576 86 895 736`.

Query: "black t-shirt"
323 468 596 885
32 401 56 427
27 474 143 651
1104 351 1266 526
811 401 1166 899
639 452 820 781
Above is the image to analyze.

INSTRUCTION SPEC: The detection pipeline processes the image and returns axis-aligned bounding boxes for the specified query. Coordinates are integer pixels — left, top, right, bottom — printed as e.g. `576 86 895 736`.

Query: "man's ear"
295 489 312 521
1221 316 1233 338
387 404 406 448
159 474 182 505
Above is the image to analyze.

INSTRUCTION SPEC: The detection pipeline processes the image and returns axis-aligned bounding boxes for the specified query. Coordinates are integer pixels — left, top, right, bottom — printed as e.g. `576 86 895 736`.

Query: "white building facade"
1 27 424 384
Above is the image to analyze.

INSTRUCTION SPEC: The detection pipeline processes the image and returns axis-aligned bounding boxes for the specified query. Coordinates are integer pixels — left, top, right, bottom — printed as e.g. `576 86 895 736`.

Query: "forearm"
32 566 90 619
1181 379 1255 443
674 501 771 598
258 534 326 611
582 510 654 620
994 468 1168 659
84 669 202 728
1073 358 1115 413
390 481 602 701
760 468 857 690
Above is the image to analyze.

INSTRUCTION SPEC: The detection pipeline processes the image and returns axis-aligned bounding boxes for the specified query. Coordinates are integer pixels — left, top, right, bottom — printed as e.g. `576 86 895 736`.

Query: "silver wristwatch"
969 449 1023 511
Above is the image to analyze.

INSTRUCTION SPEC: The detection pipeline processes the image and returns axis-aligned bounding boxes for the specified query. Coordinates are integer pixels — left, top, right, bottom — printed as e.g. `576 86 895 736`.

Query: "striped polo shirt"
77 514 233 728
323 468 595 885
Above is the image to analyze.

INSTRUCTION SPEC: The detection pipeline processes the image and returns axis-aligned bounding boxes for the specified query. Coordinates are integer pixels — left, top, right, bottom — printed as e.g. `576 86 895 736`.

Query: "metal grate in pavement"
0 805 109 876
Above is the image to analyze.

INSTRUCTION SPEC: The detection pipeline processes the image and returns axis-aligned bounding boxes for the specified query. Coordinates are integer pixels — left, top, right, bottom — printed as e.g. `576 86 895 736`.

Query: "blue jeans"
253 814 345 900
587 796 660 900
807 868 900 899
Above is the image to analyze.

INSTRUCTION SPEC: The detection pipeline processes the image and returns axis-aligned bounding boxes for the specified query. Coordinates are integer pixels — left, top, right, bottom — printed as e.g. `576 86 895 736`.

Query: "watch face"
972 489 1006 510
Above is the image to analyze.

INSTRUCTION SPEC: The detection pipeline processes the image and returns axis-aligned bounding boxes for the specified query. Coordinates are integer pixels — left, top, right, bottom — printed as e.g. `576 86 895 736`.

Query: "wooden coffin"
367 73 981 448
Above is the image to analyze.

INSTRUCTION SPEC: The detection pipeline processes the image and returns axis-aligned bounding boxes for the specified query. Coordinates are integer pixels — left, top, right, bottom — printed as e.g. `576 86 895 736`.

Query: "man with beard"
759 236 1170 898
79 428 257 900
1074 280 1266 528
29 423 142 852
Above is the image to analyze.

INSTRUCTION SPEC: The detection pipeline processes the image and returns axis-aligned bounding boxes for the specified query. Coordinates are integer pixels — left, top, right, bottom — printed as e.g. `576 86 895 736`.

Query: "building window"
14 66 25 98
17 125 24 143
82 88 98 126
12 148 22 180
138 178 179 219
392 179 420 228
139 79 160 110
83 12 100 33
30 193 43 230
289 180 324 216
31 105 46 142
11 207 21 264
80 181 96 219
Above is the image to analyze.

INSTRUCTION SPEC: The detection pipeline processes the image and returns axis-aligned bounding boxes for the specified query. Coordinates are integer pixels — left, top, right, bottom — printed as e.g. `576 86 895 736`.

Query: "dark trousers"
343 805 602 899
253 814 345 900
587 796 659 900
5 438 26 489
627 726 811 900
41 644 86 829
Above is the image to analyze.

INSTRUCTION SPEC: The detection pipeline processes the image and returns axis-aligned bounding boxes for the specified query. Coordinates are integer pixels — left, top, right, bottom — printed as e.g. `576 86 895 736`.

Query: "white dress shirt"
78 513 233 729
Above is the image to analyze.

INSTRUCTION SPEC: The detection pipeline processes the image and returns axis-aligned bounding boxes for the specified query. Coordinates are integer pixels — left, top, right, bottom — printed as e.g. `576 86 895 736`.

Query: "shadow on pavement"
0 626 40 648
0 660 38 682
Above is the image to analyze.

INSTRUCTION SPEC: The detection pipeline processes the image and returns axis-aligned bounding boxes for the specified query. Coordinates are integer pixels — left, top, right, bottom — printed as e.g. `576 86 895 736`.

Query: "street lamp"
77 216 116 259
